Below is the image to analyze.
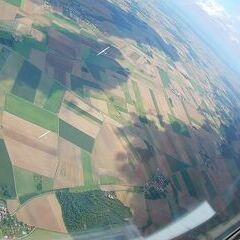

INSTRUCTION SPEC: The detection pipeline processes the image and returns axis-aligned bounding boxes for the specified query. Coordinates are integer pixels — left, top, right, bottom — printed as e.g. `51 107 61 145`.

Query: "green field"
89 89 107 101
184 143 197 166
14 167 53 204
86 64 104 82
169 115 190 137
202 171 216 198
59 119 95 152
0 51 23 93
4 0 23 7
181 170 198 198
107 102 127 124
108 95 128 113
159 68 171 88
181 100 191 124
86 51 121 72
121 82 133 104
132 81 145 115
81 150 94 186
5 93 59 132
25 229 72 240
46 12 80 32
0 140 16 200
0 28 47 58
11 61 41 102
44 82 65 113
149 89 164 127
172 174 182 191
71 75 101 98
188 78 204 95
99 175 119 185
13 36 47 59
165 154 190 173
56 190 131 232
69 185 100 193
64 100 103 125
0 47 10 72
34 74 55 106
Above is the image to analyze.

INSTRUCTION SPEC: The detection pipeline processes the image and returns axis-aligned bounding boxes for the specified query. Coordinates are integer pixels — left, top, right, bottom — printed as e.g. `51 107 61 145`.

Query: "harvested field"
7 199 20 214
0 1 18 19
48 29 76 59
4 134 58 178
29 49 46 71
129 51 141 61
116 191 148 228
178 191 199 210
46 53 73 85
2 112 58 150
148 199 171 226
16 194 67 233
54 137 84 189
184 102 205 124
156 154 171 177
59 106 100 139
92 123 140 185
22 0 44 15
63 100 102 125
87 98 108 114
2 111 58 178
64 91 103 122
11 130 54 152
150 127 179 159
168 131 192 165
104 83 125 99
89 98 108 114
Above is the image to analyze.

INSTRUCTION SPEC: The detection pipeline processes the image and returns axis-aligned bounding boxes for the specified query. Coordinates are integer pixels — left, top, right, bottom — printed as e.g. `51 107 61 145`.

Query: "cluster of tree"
144 172 170 200
0 186 12 199
0 31 15 48
56 190 131 233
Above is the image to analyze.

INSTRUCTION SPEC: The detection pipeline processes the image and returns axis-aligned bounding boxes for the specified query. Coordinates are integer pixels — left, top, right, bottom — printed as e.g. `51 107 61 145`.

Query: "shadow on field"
113 111 240 237
44 28 130 89
0 21 130 92
43 0 180 62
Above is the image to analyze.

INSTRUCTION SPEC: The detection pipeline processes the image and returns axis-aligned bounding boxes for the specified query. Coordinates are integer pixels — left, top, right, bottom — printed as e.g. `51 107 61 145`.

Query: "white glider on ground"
38 131 50 139
97 46 110 56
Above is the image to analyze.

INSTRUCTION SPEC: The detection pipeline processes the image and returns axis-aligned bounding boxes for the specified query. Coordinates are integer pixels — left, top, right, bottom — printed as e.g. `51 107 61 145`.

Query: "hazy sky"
218 0 240 13
165 0 240 73
195 0 240 43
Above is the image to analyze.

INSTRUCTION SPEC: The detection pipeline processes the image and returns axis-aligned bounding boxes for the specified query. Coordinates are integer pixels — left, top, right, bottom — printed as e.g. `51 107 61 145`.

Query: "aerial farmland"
0 0 240 239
